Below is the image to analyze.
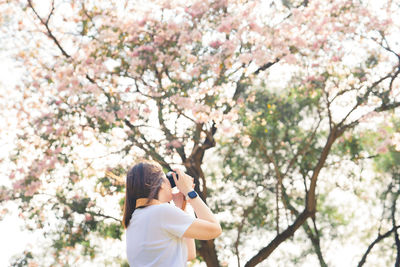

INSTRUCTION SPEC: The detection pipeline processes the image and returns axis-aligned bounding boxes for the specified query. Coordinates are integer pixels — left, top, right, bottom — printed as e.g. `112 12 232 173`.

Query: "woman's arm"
172 193 197 260
184 237 196 261
182 196 222 240
172 169 222 240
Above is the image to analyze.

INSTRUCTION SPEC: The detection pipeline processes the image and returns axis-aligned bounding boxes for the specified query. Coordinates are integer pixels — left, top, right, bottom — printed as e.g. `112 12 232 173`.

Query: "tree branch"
283 116 322 177
391 184 400 266
337 72 394 129
244 209 312 267
253 59 280 75
307 125 343 213
155 98 187 162
302 218 327 267
27 0 71 58
234 193 259 267
87 210 121 222
357 225 400 267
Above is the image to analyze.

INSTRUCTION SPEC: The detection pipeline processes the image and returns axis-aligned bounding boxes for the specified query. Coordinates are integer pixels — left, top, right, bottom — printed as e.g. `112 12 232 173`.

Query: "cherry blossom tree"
0 0 399 266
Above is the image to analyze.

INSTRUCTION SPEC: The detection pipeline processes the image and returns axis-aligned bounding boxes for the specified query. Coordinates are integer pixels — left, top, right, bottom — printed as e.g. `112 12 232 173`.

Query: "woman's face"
158 176 173 203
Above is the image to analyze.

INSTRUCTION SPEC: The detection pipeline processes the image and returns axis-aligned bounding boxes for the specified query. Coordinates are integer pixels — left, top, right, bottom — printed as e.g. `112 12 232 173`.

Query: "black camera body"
166 171 178 188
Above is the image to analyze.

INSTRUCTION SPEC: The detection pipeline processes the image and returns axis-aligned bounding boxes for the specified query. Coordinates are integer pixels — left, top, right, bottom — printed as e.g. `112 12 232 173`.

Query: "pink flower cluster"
166 139 183 149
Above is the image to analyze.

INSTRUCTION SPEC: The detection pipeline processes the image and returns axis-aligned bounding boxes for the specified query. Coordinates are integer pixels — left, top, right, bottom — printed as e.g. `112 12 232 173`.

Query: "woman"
123 160 222 267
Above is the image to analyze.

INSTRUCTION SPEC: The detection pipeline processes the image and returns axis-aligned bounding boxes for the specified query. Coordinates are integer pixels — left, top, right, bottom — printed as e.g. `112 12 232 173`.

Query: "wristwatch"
187 190 198 199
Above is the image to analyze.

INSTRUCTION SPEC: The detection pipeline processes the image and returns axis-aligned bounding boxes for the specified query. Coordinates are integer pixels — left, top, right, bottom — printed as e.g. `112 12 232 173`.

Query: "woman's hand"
172 169 194 196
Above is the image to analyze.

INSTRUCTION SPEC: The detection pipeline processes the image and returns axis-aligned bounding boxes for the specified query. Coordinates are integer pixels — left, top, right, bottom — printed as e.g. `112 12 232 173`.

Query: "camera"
166 171 178 188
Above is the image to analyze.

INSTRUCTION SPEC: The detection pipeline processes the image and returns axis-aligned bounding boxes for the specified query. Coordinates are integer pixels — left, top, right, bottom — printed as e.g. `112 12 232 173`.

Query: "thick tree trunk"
185 162 220 266
183 124 220 267
198 240 220 267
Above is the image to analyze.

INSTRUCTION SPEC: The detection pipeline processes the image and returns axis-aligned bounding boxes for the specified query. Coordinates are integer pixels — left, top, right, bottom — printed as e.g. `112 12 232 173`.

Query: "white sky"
0 51 32 266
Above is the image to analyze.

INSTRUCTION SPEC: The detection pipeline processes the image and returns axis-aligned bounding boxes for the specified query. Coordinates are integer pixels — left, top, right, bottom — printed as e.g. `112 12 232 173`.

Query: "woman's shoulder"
155 202 185 215
157 202 178 211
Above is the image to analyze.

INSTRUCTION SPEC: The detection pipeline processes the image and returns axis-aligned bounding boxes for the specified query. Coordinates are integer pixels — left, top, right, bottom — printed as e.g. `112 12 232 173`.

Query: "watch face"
188 191 197 199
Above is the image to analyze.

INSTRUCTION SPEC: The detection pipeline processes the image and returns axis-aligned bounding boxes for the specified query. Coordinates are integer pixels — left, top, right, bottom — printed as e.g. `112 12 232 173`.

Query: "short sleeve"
161 203 195 238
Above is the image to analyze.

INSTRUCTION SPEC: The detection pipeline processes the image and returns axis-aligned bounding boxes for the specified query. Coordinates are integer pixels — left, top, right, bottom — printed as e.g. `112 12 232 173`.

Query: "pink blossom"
55 126 66 136
217 18 233 33
32 81 40 88
85 214 93 221
210 40 223 49
187 55 197 64
131 50 139 57
185 3 207 19
87 84 98 93
87 201 95 208
283 54 297 64
85 106 98 116
293 36 306 48
222 40 236 55
248 94 256 102
129 109 139 122
0 185 10 200
249 22 262 33
166 140 183 149
221 124 233 134
224 112 239 122
253 49 270 66
116 110 126 119
138 19 146 27
306 76 316 82
12 179 24 190
377 145 388 154
1 208 9 215
312 41 321 50
85 58 95 65
45 126 53 134
171 95 194 110
154 35 165 45
194 112 209 123
239 53 253 65
210 110 223 122
57 83 67 92
191 30 202 42
103 112 115 124
54 147 62 154
140 45 154 52
190 67 201 77
241 135 252 147
24 181 42 197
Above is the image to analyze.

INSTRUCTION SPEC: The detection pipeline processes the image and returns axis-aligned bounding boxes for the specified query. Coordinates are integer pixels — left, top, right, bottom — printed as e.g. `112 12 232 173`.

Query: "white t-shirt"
126 202 195 267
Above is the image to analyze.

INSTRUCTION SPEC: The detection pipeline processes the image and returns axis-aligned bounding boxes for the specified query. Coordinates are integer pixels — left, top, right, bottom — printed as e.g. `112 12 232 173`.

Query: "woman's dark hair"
122 160 164 228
